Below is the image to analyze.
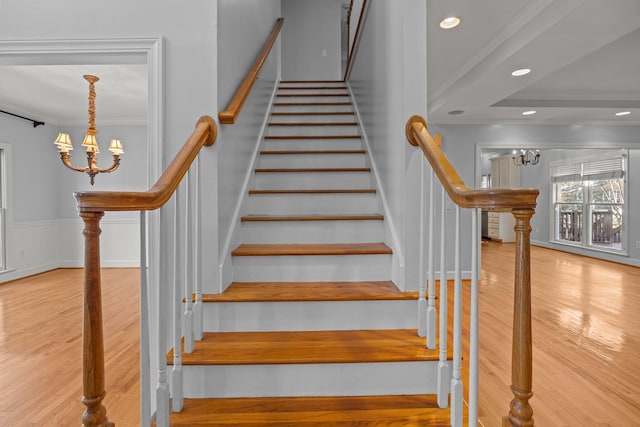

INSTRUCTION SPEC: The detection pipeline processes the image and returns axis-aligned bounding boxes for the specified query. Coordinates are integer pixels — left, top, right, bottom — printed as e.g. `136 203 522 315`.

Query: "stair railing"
218 17 284 125
74 116 217 427
406 115 539 427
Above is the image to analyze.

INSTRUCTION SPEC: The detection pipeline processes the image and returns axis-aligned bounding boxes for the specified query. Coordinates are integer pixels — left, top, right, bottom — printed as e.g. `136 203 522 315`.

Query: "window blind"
582 157 625 181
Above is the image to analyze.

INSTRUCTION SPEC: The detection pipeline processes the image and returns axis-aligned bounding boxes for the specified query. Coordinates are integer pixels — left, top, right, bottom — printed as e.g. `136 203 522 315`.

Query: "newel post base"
503 208 535 427
80 211 115 427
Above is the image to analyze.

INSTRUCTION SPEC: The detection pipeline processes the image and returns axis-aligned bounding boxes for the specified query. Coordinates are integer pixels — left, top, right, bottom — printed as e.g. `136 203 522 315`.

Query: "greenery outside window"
551 153 627 254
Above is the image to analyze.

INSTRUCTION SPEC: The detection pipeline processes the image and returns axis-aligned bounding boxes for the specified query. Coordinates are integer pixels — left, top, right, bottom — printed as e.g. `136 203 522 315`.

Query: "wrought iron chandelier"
512 149 540 166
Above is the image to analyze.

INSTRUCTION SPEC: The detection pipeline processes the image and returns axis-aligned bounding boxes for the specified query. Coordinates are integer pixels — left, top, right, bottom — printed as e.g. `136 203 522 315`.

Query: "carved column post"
503 208 535 427
80 211 115 427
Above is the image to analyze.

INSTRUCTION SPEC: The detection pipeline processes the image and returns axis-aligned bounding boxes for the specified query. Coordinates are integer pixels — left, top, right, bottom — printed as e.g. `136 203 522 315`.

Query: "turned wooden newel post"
80 211 114 427
503 208 535 427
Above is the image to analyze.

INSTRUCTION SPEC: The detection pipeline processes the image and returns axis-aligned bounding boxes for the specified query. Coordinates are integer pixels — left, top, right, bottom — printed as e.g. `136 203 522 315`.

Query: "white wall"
348 0 428 290
433 123 640 267
281 0 342 80
216 0 281 292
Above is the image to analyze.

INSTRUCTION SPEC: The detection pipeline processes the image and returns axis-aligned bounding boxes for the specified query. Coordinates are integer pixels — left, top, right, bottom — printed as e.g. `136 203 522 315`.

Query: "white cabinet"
487 156 520 242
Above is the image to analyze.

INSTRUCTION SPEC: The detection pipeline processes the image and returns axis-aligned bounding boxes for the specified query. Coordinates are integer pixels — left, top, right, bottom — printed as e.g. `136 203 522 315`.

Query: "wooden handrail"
343 0 367 81
218 18 284 125
75 115 217 212
406 115 538 427
405 115 538 210
76 114 216 427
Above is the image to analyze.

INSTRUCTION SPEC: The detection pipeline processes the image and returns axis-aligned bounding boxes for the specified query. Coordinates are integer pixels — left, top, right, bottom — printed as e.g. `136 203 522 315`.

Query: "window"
551 153 626 253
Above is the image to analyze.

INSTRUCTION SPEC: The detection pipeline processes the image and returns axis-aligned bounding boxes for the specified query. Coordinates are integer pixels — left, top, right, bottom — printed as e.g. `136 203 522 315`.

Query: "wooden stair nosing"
168 329 443 366
254 167 370 173
168 395 452 426
271 111 355 116
279 86 348 90
231 242 392 257
203 281 418 303
259 150 366 155
268 122 358 126
277 94 349 98
248 189 376 195
264 135 361 140
241 214 382 222
273 102 352 107
280 79 345 83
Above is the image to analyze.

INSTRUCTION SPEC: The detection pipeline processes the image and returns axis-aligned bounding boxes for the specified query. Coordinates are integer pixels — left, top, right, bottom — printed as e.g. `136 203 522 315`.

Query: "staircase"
166 81 453 425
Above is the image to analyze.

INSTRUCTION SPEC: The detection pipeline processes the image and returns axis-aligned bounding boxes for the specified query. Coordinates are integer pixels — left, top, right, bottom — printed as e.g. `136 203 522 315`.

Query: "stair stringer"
217 81 280 293
346 82 406 290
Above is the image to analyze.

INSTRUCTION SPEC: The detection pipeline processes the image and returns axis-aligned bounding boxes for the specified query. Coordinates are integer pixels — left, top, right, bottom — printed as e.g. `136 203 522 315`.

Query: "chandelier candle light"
54 74 124 185
512 149 540 166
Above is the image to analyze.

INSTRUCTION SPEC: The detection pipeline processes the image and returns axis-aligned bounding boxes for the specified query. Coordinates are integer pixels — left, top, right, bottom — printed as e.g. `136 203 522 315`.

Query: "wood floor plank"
168 329 440 365
231 243 392 256
203 281 418 302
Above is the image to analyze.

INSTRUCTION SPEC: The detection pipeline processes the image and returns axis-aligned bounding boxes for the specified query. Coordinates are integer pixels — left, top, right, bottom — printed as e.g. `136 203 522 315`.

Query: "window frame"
550 152 628 255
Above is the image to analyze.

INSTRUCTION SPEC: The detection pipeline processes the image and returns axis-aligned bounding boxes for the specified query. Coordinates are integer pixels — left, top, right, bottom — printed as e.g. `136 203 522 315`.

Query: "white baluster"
450 205 463 427
418 160 426 337
426 168 437 349
437 187 449 408
193 157 204 340
184 171 194 354
156 206 170 426
140 212 151 426
469 208 480 426
172 188 184 412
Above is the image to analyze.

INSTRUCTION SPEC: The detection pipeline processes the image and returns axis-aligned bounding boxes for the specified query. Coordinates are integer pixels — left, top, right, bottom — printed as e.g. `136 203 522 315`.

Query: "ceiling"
1 1 639 127
427 0 640 125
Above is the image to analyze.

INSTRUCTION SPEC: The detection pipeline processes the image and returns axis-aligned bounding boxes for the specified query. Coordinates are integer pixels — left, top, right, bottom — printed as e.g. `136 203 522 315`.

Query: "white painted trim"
532 240 640 267
217 81 280 293
347 82 406 289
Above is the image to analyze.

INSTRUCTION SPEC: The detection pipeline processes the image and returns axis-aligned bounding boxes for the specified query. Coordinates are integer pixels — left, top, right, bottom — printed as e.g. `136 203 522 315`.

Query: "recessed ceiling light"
522 110 537 116
440 17 461 30
448 110 464 115
511 68 532 77
615 111 631 116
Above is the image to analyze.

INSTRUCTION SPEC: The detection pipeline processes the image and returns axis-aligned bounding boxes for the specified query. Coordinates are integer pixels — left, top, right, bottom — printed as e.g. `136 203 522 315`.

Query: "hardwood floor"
1 243 639 426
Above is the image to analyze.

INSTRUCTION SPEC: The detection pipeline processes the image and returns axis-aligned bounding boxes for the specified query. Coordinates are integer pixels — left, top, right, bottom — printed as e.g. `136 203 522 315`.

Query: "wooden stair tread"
255 167 370 173
273 102 352 107
277 93 349 97
264 135 361 140
279 86 347 90
241 214 383 221
231 243 392 256
269 122 358 126
249 189 376 194
260 150 365 155
280 80 345 83
204 281 417 302
168 395 452 426
271 111 355 116
169 329 440 365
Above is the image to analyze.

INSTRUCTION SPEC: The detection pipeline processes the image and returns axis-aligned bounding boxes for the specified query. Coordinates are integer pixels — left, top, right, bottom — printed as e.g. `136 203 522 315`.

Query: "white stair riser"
267 125 360 137
248 193 378 215
263 138 362 151
232 254 392 282
255 171 372 190
277 89 348 96
280 82 346 88
258 153 367 169
270 114 356 123
276 96 350 104
273 104 353 114
180 361 447 398
203 300 417 332
240 220 384 243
